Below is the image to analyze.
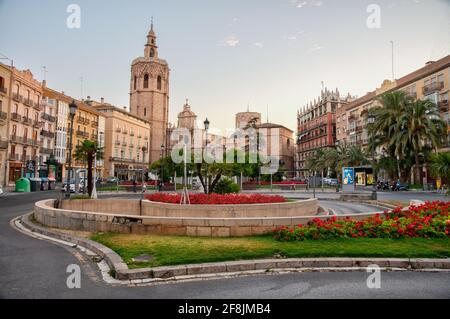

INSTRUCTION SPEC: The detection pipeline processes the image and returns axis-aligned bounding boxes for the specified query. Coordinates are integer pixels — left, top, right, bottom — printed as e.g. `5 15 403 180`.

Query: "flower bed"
145 193 287 205
274 201 450 241
243 181 307 185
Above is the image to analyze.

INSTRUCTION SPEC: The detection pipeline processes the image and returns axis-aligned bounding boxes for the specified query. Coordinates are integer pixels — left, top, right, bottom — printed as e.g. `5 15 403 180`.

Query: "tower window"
134 76 137 90
144 108 146 117
150 49 155 58
143 74 149 88
157 76 162 90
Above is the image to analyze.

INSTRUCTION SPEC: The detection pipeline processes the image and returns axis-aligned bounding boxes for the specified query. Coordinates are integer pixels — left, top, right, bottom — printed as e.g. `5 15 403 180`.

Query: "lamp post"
367 114 377 200
335 141 340 192
91 131 103 199
203 118 210 194
65 100 77 198
160 144 165 190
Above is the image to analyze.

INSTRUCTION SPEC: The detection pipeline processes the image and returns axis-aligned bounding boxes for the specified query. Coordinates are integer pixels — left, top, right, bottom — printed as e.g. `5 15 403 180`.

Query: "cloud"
254 42 264 48
307 44 325 53
219 35 239 47
283 31 305 41
228 17 239 27
291 0 323 9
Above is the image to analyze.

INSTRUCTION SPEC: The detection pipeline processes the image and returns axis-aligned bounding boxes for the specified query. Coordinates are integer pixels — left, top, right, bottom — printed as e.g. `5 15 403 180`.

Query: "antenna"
80 76 84 100
41 66 48 82
266 105 269 123
390 40 395 80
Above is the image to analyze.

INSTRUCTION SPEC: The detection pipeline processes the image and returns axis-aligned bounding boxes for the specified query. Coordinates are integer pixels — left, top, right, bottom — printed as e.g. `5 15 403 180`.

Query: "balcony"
438 100 449 111
75 130 88 138
130 131 135 137
122 129 128 135
115 140 121 146
41 113 56 122
39 100 47 108
137 134 142 139
9 153 20 161
108 156 147 164
144 136 149 140
91 121 98 127
10 135 23 144
40 147 54 154
33 120 43 128
22 116 33 126
0 139 7 149
78 117 90 125
41 130 56 138
115 127 122 133
0 111 7 124
91 134 98 140
423 82 444 95
129 143 134 148
0 86 7 95
122 141 128 146
11 112 21 122
33 101 41 111
12 93 23 102
23 98 33 107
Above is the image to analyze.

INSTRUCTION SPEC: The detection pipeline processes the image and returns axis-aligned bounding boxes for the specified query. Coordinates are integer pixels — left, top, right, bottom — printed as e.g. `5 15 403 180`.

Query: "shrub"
213 178 240 194
145 193 287 205
273 201 450 241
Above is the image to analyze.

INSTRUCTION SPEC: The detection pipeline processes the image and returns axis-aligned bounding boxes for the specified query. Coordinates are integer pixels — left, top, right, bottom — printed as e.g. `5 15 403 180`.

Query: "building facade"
7 67 46 184
129 23 170 163
0 63 12 187
336 55 450 151
94 104 150 180
297 88 353 176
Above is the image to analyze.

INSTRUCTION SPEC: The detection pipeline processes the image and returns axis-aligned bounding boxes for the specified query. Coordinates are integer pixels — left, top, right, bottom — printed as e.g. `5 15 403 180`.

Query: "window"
150 49 155 57
157 76 162 90
0 76 4 88
144 108 146 117
134 76 137 90
143 74 149 88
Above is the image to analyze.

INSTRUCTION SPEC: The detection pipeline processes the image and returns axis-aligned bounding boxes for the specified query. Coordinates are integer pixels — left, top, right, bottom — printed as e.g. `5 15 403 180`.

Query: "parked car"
106 177 119 183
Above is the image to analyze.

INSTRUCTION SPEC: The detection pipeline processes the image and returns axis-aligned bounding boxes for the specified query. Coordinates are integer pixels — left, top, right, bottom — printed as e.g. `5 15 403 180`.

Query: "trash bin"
15 177 31 193
40 178 48 191
29 178 42 192
48 177 56 190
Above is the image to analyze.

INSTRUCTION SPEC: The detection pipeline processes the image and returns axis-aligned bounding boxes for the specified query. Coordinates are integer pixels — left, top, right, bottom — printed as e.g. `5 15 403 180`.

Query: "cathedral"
129 22 170 163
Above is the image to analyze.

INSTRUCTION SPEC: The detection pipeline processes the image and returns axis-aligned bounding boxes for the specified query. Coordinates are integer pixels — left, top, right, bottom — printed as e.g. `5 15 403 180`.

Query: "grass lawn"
90 233 450 269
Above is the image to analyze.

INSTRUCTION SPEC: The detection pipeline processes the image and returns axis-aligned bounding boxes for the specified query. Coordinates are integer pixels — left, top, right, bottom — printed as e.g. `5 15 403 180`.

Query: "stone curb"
18 212 450 281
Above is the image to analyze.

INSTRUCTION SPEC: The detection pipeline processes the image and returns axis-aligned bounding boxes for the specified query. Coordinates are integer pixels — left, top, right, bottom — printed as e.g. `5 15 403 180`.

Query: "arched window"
150 49 155 57
143 74 149 89
157 76 162 90
144 108 146 117
133 76 137 90
0 76 4 89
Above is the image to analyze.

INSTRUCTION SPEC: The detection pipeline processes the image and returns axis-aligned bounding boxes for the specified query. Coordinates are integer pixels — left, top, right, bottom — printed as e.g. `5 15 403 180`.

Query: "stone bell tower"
129 20 170 163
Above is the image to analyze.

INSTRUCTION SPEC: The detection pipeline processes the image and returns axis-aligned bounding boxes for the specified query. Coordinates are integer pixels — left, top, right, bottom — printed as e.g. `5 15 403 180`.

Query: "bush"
213 178 240 194
69 195 91 200
273 201 450 241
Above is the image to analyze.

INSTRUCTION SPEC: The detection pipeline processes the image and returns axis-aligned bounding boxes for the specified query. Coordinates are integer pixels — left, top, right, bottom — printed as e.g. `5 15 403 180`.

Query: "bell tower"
129 20 170 164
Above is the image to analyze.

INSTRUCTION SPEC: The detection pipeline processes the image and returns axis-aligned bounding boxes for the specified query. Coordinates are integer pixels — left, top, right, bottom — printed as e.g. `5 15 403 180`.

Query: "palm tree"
392 99 446 184
74 140 103 196
428 152 450 190
368 91 412 179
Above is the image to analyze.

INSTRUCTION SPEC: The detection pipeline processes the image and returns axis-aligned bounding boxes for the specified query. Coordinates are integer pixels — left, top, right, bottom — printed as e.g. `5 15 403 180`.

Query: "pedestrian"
132 179 137 193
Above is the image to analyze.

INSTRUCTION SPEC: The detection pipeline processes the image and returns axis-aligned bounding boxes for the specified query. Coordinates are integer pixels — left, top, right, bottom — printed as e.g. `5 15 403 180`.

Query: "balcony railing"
123 129 128 135
22 116 33 125
11 113 21 121
75 130 89 138
91 121 98 127
23 98 33 107
108 156 147 164
122 141 127 146
423 82 444 95
41 130 56 138
39 100 47 108
9 153 20 161
40 147 54 154
130 131 135 136
115 127 122 133
91 134 98 140
41 113 56 122
33 120 43 128
12 93 23 102
0 111 7 123
33 101 41 110
115 140 121 146
438 100 449 111
0 139 7 149
77 117 90 125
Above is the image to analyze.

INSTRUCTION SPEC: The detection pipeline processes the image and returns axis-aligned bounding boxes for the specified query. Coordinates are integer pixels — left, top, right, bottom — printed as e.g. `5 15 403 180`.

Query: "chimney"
101 97 104 104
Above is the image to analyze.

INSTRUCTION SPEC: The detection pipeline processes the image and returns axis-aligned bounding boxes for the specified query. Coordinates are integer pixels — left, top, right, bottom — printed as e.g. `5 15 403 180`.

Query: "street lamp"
91 131 104 199
203 118 210 194
160 144 165 190
367 113 377 200
65 99 77 198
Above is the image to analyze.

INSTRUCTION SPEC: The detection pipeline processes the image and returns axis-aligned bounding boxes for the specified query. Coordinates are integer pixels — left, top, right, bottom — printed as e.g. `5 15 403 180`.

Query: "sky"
1 0 449 133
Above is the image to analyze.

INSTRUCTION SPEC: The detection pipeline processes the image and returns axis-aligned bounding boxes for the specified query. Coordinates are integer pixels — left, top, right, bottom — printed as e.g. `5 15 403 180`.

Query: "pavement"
0 190 449 298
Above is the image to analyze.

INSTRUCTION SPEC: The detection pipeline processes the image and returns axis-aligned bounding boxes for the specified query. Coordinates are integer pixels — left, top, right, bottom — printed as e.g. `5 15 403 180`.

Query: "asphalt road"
0 191 449 299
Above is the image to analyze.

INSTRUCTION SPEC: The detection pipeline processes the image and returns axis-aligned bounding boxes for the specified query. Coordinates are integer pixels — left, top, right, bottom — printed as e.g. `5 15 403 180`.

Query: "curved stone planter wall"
33 198 344 237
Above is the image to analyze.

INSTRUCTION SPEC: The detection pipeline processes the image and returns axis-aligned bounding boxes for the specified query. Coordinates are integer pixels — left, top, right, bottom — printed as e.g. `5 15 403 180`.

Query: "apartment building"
0 63 11 186
296 88 353 176
7 67 45 184
93 104 150 180
336 55 450 150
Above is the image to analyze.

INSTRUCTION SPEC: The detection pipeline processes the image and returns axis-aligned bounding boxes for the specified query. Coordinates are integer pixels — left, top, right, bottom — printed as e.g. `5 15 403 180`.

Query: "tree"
74 140 103 196
393 99 446 184
428 152 450 189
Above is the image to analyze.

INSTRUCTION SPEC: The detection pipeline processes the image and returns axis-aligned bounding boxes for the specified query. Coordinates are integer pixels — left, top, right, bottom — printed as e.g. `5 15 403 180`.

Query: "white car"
0 185 3 196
